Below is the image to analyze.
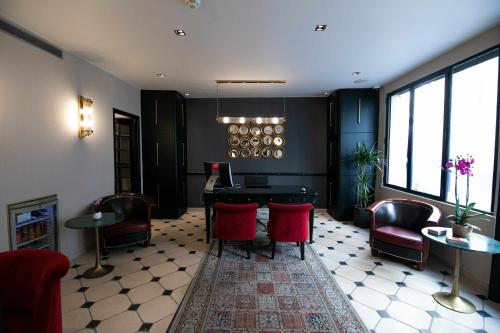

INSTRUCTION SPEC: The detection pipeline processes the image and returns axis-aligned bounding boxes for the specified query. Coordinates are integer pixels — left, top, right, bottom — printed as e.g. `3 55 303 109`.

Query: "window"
385 47 499 212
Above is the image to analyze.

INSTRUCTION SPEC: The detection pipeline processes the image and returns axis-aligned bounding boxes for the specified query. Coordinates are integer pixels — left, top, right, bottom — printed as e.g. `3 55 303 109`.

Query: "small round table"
65 213 123 279
422 227 500 313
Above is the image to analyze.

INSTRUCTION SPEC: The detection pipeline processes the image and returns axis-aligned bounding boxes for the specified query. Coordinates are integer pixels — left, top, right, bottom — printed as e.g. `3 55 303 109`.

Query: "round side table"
422 227 500 313
65 213 123 279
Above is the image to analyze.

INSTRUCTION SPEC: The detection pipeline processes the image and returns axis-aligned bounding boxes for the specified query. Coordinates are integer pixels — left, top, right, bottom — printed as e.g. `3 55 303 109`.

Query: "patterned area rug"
169 238 367 332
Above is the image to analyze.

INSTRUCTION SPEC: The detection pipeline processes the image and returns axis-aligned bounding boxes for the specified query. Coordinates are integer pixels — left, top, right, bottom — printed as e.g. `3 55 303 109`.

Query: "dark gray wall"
186 97 327 207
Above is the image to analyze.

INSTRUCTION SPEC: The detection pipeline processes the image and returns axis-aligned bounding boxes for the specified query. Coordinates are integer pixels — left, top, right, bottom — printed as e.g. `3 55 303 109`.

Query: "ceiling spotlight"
352 71 361 76
174 29 186 36
185 93 190 96
156 73 167 78
323 91 330 95
315 24 327 32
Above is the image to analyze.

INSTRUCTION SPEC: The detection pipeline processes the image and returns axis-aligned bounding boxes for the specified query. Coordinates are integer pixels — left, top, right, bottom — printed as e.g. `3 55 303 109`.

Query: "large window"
385 47 499 212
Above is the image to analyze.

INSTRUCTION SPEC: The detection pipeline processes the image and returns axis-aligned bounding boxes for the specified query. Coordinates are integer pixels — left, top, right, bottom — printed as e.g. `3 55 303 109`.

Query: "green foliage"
351 142 385 208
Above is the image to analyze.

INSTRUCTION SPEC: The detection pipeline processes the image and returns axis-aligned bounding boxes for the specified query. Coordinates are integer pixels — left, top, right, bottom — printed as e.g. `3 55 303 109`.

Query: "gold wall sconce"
78 95 94 138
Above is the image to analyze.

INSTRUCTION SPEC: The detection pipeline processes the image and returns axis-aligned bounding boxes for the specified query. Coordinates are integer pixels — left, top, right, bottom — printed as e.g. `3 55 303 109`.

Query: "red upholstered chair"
268 203 313 260
215 203 259 259
0 249 69 333
367 199 441 271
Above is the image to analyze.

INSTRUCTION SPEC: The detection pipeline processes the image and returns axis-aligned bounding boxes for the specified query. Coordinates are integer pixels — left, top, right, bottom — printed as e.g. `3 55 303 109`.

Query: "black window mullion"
440 70 452 202
406 89 415 190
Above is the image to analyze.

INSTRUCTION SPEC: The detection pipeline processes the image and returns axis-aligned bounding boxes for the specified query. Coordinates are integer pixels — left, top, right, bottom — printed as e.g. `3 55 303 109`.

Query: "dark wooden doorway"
113 109 141 193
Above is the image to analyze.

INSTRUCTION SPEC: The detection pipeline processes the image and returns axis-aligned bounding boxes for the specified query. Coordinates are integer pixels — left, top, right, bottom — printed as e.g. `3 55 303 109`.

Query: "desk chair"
214 202 259 259
268 203 313 260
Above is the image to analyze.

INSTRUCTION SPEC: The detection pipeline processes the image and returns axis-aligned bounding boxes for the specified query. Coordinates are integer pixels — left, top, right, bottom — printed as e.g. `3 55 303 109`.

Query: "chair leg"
416 262 425 271
246 240 252 260
296 242 300 246
218 239 223 258
271 241 276 260
371 248 379 256
300 242 305 260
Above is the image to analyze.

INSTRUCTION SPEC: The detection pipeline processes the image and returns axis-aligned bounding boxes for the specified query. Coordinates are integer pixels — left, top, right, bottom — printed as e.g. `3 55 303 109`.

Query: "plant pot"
452 224 473 239
353 205 370 228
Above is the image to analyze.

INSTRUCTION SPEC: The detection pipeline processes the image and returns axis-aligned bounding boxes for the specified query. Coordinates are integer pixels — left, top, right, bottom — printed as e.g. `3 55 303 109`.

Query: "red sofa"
0 249 69 333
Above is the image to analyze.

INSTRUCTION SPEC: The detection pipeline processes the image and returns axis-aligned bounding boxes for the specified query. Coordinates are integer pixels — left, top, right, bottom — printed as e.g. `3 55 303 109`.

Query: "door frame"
113 108 142 193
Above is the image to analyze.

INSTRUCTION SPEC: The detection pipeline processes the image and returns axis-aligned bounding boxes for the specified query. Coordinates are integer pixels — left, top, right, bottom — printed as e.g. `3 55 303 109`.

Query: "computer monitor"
204 161 234 188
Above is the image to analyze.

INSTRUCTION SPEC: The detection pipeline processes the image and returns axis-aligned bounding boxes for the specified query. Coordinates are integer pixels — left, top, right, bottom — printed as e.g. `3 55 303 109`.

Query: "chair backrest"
267 203 313 241
214 203 259 240
373 201 433 231
99 194 147 220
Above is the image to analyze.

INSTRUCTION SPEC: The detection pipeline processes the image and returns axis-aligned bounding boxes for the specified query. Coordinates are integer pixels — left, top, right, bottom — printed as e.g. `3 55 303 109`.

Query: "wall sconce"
78 95 94 138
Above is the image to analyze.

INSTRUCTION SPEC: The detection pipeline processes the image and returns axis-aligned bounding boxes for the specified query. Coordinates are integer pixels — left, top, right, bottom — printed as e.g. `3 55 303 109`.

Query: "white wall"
0 32 140 259
376 25 500 291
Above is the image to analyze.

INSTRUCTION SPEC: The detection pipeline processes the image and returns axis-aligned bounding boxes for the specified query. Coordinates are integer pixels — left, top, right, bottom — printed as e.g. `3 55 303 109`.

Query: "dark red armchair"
268 203 313 260
367 198 441 271
215 203 259 259
0 249 69 333
96 193 155 250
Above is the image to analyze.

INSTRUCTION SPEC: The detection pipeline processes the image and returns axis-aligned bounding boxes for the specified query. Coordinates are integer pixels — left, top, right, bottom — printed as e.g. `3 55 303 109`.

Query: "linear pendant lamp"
215 80 287 125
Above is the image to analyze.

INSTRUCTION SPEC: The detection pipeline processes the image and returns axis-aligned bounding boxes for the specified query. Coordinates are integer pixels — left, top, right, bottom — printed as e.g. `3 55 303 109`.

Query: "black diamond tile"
346 235 352 238
157 250 165 254
353 231 359 233
149 243 156 247
178 267 187 271
151 276 161 282
169 238 176 241
330 270 336 275
319 253 324 257
347 294 353 300
336 226 341 229
119 288 130 294
437 282 448 287
320 222 325 225
349 254 357 257
178 244 185 247
396 282 406 287
427 310 440 318
161 233 167 236
142 266 150 271
179 229 184 231
388 295 399 301
86 320 100 329
197 239 203 242
327 247 335 250
476 294 488 300
342 222 348 225
355 281 364 287
358 247 365 250
337 241 344 244
402 271 413 276
440 270 451 276
328 231 333 233
155 228 160 231
475 330 488 333
71 264 81 269
318 235 325 238
365 271 375 275
126 249 134 253
374 261 383 266
163 290 173 295
189 251 196 254
81 301 94 308
376 310 390 318
477 310 492 317
187 234 193 236
339 261 347 265
133 257 141 261
167 258 175 262
139 323 154 332
112 276 122 281
77 287 88 293
129 304 140 311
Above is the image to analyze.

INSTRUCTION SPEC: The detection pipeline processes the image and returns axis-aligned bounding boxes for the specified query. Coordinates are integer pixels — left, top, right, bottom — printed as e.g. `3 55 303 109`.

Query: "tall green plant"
351 143 385 208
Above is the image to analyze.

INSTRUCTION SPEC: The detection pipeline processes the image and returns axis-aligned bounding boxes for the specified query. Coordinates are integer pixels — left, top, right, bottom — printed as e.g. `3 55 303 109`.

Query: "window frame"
383 45 500 214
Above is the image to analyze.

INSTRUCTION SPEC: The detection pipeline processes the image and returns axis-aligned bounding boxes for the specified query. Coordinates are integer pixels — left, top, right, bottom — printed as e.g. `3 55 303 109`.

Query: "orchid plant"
444 154 484 230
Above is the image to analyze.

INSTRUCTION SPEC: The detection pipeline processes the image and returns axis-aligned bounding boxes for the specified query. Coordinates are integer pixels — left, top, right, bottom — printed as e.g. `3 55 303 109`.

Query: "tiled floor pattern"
61 208 500 333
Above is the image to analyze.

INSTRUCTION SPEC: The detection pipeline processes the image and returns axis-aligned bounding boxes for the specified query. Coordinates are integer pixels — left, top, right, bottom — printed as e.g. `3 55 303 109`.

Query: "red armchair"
0 249 69 333
268 203 313 260
215 203 259 259
367 199 441 271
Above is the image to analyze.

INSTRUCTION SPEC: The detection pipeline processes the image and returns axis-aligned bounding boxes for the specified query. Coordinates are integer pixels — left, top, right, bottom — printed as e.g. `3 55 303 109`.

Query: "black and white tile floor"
61 208 500 333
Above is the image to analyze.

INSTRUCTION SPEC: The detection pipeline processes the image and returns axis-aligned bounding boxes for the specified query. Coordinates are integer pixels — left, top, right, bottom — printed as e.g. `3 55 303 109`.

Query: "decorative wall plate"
239 125 250 136
227 149 239 159
262 135 273 146
228 136 240 147
251 148 261 159
273 136 285 147
251 126 261 136
228 124 239 135
240 148 251 158
261 148 272 158
250 136 261 147
263 125 274 135
240 136 250 148
273 148 284 159
274 124 285 135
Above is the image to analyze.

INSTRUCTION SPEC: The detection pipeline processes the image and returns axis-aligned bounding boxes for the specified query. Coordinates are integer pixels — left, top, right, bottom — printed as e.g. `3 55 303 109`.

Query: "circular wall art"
273 148 284 159
262 148 272 158
262 135 273 146
262 125 274 135
240 148 251 158
250 136 261 147
240 136 250 148
274 124 285 135
239 125 250 136
251 148 261 159
228 124 239 135
273 136 285 147
228 136 240 147
227 148 239 159
251 126 261 136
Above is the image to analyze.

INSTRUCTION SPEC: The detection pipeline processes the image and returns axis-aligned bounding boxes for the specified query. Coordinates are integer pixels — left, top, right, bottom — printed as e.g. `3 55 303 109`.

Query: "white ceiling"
1 0 499 97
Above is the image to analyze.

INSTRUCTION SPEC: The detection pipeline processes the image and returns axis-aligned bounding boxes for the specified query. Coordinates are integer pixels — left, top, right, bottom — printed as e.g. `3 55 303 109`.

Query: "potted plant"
444 154 485 238
351 142 385 228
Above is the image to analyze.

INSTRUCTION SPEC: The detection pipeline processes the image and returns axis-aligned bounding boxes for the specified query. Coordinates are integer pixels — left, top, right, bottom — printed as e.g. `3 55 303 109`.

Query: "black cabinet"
327 89 379 221
141 90 187 218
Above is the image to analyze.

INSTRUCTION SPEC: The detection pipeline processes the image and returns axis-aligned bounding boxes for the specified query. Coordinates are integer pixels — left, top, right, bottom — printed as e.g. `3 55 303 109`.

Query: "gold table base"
433 291 475 314
83 226 113 279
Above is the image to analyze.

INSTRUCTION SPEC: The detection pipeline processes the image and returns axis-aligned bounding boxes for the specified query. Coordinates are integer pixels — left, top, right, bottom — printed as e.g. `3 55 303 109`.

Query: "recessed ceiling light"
185 93 190 96
352 71 361 76
315 24 327 31
174 29 186 36
323 91 330 95
156 73 167 78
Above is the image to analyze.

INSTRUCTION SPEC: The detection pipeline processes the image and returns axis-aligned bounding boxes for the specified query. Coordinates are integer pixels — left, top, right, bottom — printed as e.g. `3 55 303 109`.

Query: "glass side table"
65 213 123 279
422 227 500 313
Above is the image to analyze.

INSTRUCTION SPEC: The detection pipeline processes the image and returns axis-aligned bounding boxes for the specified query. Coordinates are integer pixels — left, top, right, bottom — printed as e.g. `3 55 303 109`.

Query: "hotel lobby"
1 1 500 332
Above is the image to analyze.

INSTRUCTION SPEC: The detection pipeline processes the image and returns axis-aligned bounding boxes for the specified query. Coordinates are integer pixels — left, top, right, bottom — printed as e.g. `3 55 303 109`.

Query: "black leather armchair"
94 193 155 249
367 198 441 271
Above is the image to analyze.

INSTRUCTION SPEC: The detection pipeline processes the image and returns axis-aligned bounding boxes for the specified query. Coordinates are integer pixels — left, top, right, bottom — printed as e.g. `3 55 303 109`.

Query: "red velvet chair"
215 203 259 259
367 199 441 271
0 249 69 333
268 203 313 260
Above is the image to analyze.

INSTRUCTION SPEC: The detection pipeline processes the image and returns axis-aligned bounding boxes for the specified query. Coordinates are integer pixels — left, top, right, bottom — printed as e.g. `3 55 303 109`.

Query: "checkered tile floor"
61 208 500 332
